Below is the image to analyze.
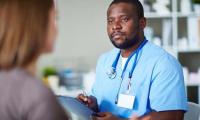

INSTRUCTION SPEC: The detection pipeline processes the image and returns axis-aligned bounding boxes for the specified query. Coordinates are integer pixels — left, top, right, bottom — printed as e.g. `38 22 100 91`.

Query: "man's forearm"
139 110 184 120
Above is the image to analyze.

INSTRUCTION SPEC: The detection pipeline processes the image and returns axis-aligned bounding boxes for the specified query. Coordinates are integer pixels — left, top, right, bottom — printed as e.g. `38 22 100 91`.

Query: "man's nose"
112 21 122 30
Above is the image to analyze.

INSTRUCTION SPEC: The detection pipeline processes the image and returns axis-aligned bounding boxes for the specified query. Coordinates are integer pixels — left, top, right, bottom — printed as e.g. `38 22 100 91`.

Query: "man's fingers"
96 112 106 117
130 115 140 120
77 94 92 107
77 94 84 99
90 113 104 120
77 94 87 101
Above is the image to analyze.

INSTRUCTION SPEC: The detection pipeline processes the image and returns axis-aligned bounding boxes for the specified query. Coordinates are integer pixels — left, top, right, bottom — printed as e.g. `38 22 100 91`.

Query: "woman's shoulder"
4 68 69 119
0 68 57 105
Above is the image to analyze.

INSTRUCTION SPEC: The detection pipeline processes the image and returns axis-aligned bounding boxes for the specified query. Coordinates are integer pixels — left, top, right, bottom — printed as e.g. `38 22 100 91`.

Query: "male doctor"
78 0 187 119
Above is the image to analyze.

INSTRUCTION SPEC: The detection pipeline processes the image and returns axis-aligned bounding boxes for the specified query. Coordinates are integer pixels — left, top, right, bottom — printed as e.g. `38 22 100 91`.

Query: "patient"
0 0 69 119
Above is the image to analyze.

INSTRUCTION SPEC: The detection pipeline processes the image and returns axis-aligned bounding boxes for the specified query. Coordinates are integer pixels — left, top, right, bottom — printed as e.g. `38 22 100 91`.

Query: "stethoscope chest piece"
107 67 117 79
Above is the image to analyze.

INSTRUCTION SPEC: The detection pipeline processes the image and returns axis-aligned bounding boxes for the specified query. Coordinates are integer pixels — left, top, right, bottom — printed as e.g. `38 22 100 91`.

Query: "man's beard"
110 35 140 49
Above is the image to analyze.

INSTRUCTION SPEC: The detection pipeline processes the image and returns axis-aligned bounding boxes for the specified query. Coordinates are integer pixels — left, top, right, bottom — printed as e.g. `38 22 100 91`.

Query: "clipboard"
57 96 96 120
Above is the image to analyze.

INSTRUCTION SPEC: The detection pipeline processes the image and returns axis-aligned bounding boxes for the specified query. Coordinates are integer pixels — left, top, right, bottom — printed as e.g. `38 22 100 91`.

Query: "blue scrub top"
91 41 188 118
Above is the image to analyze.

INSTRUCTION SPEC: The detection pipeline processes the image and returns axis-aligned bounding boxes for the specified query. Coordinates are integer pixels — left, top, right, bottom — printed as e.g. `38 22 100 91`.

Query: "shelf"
161 47 200 53
177 12 200 18
178 48 200 53
144 12 172 18
186 82 200 86
144 12 200 18
53 86 83 97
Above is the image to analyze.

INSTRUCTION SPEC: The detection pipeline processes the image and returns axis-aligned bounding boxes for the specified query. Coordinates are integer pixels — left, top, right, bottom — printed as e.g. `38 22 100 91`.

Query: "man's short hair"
109 0 144 19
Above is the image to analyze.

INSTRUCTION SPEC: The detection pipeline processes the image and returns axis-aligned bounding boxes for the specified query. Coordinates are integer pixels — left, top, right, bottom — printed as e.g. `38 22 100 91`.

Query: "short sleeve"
149 54 188 112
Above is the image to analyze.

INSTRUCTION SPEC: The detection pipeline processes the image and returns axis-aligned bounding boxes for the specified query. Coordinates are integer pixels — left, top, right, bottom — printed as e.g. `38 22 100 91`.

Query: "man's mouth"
111 32 125 39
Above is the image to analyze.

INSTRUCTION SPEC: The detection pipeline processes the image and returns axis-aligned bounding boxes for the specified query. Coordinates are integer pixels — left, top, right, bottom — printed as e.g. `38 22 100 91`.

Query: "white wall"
38 0 113 72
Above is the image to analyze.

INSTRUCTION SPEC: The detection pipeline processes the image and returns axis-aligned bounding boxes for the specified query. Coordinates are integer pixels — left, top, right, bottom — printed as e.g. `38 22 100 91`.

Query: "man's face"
107 3 141 49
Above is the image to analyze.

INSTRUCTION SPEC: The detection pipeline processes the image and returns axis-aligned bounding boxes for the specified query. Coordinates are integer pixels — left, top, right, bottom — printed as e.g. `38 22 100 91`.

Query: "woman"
0 0 69 119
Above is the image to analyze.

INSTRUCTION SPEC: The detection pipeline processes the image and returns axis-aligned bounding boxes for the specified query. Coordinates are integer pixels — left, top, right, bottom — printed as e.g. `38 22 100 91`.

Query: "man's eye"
107 19 113 24
122 18 128 22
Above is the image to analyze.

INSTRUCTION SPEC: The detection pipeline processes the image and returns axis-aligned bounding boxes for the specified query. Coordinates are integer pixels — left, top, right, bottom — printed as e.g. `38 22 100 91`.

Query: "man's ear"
139 17 146 30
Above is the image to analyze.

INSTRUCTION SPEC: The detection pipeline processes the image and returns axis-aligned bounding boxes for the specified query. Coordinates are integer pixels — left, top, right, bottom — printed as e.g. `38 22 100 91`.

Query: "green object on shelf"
146 0 156 5
43 66 57 77
193 0 200 4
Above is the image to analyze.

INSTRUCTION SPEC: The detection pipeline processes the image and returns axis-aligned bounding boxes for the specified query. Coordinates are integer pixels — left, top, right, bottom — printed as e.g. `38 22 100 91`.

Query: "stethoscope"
106 39 148 104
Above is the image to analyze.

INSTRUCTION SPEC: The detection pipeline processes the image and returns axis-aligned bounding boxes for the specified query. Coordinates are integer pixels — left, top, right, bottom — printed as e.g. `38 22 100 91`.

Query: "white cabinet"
144 0 200 53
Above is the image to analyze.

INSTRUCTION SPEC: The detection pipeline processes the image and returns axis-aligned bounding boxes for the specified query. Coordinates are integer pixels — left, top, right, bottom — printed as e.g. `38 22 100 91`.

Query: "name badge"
117 94 135 109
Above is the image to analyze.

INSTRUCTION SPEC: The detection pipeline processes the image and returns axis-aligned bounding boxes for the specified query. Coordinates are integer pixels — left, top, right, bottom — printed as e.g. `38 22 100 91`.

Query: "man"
78 0 187 119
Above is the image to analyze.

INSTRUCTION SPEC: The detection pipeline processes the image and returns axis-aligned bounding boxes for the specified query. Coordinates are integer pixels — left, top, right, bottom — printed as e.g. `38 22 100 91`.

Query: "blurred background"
36 0 200 116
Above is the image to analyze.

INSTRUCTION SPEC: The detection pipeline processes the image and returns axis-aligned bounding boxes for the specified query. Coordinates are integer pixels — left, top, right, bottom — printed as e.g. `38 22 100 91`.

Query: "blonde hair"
0 0 54 70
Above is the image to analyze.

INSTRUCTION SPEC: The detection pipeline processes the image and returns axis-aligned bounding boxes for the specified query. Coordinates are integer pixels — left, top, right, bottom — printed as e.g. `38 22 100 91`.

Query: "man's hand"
129 116 140 120
91 112 140 120
90 112 140 120
90 112 122 120
76 94 98 112
139 111 184 120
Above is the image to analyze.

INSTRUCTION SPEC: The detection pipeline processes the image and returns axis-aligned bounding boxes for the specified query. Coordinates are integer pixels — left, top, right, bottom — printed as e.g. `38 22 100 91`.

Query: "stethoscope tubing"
108 39 148 104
